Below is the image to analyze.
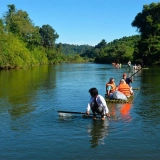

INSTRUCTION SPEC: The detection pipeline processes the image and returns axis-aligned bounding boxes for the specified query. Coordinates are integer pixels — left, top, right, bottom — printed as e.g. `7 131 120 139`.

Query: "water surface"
0 63 160 160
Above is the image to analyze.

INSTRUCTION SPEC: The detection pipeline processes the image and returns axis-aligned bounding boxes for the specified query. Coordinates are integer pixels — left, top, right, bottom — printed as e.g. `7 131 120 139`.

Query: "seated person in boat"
106 78 116 98
117 79 133 98
86 88 110 120
122 73 133 93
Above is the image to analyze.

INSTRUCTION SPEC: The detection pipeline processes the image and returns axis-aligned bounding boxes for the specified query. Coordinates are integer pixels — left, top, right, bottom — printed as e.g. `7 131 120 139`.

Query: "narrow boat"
105 95 133 103
105 88 140 103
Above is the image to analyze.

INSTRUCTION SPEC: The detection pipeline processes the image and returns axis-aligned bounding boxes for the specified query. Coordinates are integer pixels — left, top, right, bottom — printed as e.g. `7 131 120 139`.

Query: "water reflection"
0 66 57 119
8 105 35 118
108 103 133 122
1 63 160 159
86 101 133 148
87 120 109 148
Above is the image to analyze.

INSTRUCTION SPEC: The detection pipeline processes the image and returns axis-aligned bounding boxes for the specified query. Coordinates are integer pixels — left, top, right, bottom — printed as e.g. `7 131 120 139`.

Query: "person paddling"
122 73 133 85
86 88 110 120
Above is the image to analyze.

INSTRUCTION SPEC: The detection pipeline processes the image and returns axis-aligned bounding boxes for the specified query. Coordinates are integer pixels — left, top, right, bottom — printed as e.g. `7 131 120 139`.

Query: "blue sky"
0 0 159 46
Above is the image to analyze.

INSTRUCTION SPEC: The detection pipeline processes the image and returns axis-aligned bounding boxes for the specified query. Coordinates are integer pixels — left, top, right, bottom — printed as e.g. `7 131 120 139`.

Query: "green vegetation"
1 2 160 70
132 2 160 65
80 36 141 64
81 2 160 66
0 4 89 70
60 43 93 55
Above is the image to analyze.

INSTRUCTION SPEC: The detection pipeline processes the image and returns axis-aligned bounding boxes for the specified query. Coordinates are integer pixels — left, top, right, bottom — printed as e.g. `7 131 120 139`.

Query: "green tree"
39 24 59 49
95 39 107 49
56 43 63 54
0 19 4 33
3 4 41 49
0 32 37 69
132 2 160 65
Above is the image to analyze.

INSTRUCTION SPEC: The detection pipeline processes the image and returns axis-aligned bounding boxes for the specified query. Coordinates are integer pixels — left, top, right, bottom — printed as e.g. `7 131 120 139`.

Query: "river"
0 63 160 160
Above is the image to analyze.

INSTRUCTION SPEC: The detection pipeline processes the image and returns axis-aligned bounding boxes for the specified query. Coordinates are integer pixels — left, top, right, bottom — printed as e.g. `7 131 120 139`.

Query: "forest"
81 2 160 66
0 4 91 70
0 2 160 70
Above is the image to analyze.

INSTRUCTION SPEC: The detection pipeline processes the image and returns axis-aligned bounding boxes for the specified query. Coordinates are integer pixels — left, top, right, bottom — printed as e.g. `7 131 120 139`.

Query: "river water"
0 63 160 160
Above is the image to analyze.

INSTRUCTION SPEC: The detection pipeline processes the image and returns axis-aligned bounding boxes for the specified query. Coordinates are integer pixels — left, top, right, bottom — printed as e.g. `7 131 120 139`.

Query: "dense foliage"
80 36 141 64
132 2 160 65
0 4 87 69
81 2 160 66
60 43 93 55
1 2 160 70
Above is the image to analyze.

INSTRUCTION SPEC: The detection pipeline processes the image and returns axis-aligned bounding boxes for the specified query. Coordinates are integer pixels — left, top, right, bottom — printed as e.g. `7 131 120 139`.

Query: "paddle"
57 110 104 117
129 67 142 78
57 110 86 114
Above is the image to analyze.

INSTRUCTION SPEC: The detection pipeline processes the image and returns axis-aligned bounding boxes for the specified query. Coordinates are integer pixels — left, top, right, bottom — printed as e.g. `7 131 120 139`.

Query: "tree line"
80 36 141 64
0 4 90 70
1 2 160 70
81 2 160 66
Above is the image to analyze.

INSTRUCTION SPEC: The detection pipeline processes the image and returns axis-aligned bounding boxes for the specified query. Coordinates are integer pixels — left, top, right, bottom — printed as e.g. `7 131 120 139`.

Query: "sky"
0 0 159 46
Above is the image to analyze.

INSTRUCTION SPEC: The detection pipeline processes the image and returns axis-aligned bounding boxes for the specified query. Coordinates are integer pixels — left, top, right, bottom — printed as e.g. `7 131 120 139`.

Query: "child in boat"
86 88 110 120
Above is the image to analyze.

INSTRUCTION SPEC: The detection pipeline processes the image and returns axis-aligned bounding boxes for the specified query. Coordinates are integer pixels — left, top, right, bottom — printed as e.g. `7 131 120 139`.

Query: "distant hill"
107 35 140 48
57 43 94 55
80 35 141 63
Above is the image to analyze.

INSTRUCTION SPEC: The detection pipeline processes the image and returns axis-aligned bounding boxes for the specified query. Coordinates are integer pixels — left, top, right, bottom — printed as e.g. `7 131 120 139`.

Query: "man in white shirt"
86 88 110 120
128 60 131 68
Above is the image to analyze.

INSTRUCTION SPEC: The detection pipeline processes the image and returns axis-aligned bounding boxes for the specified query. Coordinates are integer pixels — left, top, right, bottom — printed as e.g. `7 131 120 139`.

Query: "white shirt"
128 61 131 66
86 95 109 114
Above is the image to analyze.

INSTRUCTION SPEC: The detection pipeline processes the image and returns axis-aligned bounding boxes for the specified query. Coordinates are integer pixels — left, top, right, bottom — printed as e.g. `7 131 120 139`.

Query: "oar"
57 110 100 117
57 110 86 114
129 67 142 78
